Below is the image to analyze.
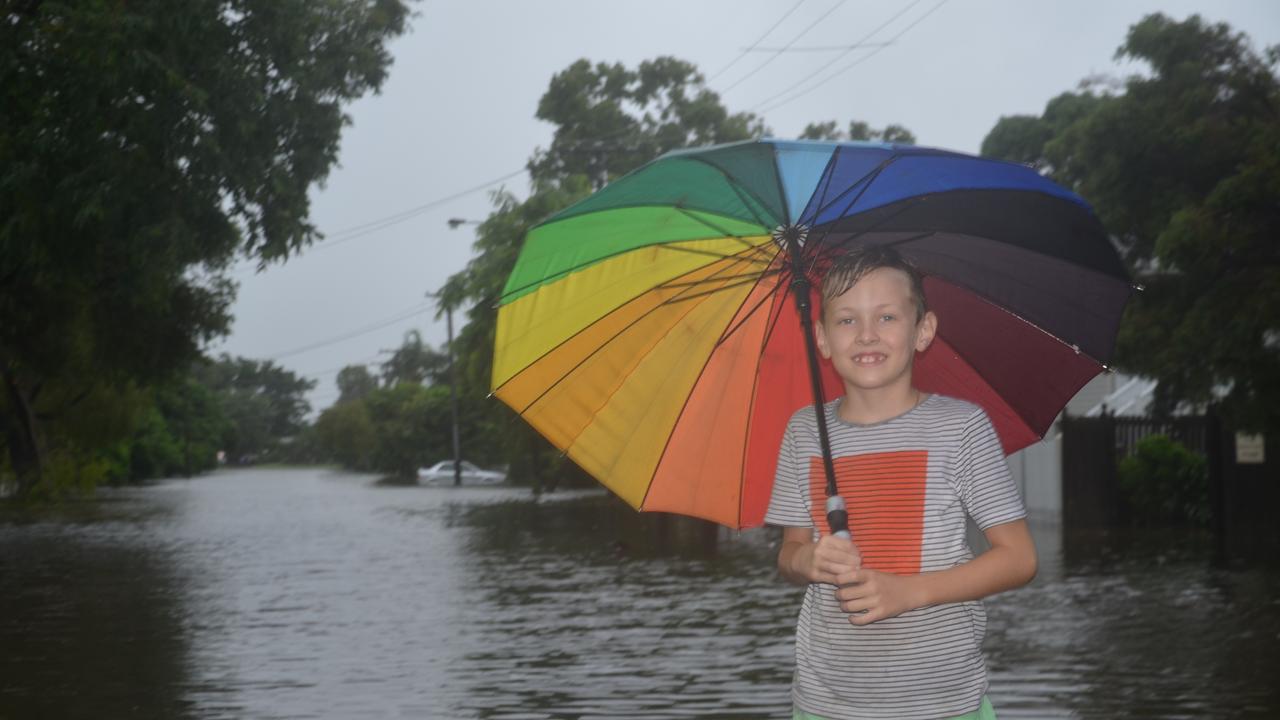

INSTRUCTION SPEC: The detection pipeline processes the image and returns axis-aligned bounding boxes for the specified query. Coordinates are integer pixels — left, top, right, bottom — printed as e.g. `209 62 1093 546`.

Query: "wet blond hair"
820 244 928 322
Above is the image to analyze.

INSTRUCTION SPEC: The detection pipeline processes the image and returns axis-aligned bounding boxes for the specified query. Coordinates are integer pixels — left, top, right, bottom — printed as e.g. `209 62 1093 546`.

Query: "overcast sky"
210 0 1279 411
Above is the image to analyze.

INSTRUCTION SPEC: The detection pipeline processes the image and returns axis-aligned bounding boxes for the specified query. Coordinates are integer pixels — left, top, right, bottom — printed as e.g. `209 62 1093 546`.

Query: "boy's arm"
778 526 862 586
833 518 1036 625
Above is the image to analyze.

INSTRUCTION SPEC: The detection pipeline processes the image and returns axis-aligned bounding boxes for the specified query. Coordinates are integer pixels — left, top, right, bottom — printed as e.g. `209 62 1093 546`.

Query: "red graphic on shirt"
808 451 928 575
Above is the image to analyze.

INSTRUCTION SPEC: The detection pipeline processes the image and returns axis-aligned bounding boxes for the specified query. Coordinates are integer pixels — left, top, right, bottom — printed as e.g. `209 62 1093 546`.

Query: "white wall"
1009 430 1062 517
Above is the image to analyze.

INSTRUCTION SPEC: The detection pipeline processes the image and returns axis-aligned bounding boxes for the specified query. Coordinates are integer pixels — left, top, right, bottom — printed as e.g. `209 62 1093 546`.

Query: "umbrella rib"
724 178 774 230
930 323 1051 439
716 259 799 526
495 234 771 306
500 245 769 416
807 150 902 224
805 159 898 272
659 240 774 265
821 227 937 260
755 265 800 372
531 249 769 466
653 243 777 290
936 271 1118 365
533 202 770 235
686 155 784 229
796 144 845 227
733 283 789 527
771 143 793 223
824 228 1124 363
731 261 831 524
675 206 763 249
656 266 778 292
636 262 801 523
805 198 932 284
712 269 785 349
637 265 778 518
656 270 782 306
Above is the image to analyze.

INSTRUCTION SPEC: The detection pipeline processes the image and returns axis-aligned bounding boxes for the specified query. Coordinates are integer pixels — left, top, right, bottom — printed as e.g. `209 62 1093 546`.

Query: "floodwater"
0 468 1276 719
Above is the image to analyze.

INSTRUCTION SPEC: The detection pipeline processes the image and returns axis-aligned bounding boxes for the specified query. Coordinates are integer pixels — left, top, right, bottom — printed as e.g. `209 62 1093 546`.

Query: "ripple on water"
1 470 1278 718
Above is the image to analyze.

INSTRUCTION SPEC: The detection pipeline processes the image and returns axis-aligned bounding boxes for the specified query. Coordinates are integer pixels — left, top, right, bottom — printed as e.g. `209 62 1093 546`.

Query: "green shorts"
794 695 996 720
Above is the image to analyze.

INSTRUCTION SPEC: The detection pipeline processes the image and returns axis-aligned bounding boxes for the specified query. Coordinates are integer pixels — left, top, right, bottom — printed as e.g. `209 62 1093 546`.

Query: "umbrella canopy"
492 139 1131 529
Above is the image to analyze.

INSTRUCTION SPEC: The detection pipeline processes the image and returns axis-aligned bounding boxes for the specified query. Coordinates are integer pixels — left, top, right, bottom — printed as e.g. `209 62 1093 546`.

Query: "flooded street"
2 467 1277 719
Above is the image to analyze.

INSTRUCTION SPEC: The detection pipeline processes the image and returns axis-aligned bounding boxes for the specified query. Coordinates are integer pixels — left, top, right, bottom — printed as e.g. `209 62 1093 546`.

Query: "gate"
1060 414 1211 528
1061 413 1277 563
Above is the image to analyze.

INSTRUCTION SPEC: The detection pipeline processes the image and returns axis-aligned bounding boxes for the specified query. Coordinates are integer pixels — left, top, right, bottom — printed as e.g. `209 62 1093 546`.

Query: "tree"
800 119 917 144
200 356 316 462
315 399 376 471
379 330 448 387
981 14 1280 432
363 384 447 480
120 374 229 484
529 57 766 189
146 373 230 477
336 365 379 405
0 0 410 496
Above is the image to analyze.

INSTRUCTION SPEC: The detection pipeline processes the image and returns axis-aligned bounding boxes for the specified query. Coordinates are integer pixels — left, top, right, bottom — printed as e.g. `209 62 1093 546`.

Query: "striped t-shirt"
765 394 1026 720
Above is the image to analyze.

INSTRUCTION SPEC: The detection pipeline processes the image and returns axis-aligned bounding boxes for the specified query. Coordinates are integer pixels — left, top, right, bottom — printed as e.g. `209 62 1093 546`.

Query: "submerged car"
416 460 506 486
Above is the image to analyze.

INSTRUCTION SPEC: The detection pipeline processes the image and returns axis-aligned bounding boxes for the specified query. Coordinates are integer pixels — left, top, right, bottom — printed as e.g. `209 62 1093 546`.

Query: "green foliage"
980 13 1280 432
981 91 1105 170
529 57 766 189
800 120 917 144
110 372 233 481
315 399 377 471
314 382 495 480
24 450 110 503
199 355 315 461
336 364 379 405
379 330 448 387
0 0 410 496
126 406 185 481
1118 434 1210 526
362 384 447 479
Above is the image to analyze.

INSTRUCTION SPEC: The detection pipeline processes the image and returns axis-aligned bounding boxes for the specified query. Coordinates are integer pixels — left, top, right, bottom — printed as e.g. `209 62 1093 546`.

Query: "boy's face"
816 267 937 395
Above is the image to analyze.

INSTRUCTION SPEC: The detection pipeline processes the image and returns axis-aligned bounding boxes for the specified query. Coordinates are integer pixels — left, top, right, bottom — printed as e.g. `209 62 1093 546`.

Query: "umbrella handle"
825 495 851 540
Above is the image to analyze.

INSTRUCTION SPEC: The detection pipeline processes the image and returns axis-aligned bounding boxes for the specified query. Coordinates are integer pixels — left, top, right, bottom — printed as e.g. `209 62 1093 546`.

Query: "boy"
765 245 1038 720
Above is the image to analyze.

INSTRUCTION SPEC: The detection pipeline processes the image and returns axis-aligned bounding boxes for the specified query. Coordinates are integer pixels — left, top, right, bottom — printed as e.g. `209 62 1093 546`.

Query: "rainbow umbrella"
491 139 1130 529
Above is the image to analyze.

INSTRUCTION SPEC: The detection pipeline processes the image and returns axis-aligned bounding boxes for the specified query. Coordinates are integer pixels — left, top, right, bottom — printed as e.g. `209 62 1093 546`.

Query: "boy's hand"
834 568 921 625
803 533 862 585
777 527 860 586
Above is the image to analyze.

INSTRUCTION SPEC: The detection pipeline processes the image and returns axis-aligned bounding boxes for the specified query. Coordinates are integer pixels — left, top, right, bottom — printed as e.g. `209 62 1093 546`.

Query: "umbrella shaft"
786 237 849 538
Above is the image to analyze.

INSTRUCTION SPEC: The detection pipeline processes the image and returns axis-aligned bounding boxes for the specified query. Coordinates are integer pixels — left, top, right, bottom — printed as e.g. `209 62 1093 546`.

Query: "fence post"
1061 414 1120 529
1205 410 1226 566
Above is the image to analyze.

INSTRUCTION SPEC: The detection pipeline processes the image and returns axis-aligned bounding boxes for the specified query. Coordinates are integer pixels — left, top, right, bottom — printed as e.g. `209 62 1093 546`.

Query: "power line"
263 302 433 361
749 0 925 112
719 0 849 95
756 0 950 115
312 166 527 250
230 166 527 280
708 0 808 82
745 42 893 53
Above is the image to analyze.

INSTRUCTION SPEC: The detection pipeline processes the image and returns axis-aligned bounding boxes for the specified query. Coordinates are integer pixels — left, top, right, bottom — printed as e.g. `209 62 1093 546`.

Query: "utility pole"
445 302 462 487
442 218 482 487
426 288 464 487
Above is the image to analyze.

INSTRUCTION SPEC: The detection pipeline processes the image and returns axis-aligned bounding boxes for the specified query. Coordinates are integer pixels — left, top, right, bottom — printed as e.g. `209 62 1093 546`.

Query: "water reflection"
0 469 1277 719
987 523 1280 718
0 495 194 719
450 496 798 718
